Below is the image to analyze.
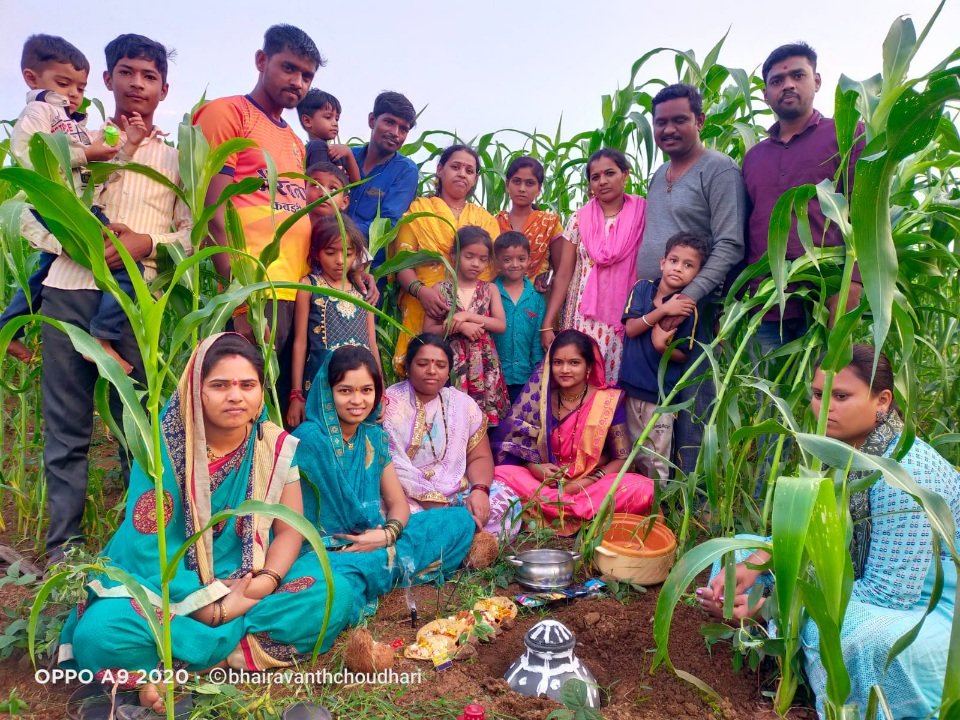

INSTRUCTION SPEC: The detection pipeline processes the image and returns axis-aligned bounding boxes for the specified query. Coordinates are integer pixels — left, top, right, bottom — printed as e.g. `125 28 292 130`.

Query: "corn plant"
646 6 960 718
0 127 357 719
0 7 955 718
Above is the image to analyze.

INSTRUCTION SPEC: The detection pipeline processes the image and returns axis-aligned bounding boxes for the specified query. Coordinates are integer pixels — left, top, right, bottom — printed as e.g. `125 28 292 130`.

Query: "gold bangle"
254 568 283 591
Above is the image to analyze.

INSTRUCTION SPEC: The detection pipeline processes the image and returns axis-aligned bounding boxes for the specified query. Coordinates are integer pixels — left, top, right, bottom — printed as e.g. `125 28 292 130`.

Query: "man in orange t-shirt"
194 24 322 354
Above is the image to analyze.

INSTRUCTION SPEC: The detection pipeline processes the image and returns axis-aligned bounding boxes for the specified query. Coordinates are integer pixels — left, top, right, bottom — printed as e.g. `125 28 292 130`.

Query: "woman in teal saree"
59 334 355 715
293 345 476 616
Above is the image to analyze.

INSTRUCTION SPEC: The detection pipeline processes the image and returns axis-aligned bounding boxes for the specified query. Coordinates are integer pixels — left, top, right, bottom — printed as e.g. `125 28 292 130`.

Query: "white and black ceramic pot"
503 620 599 708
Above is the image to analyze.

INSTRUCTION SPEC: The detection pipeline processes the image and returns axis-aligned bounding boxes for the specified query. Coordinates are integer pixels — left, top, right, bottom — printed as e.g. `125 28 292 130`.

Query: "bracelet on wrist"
254 568 283 592
289 389 306 402
214 598 226 626
470 484 491 496
641 314 655 328
539 327 554 333
384 519 403 544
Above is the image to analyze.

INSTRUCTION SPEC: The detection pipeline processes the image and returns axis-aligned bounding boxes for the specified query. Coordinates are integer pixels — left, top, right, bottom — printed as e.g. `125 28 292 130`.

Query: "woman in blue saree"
699 345 959 718
292 344 475 617
59 334 355 717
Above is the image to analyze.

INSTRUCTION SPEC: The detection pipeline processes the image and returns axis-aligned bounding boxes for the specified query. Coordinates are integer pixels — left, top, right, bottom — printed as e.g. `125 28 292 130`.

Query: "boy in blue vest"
620 232 709 480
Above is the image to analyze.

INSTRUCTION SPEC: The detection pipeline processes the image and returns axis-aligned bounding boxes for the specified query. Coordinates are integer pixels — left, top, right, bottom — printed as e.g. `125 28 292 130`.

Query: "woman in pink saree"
492 329 654 535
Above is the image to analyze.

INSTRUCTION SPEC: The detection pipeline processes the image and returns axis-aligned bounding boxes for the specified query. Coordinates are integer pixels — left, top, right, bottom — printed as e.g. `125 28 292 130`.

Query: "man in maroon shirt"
743 42 863 354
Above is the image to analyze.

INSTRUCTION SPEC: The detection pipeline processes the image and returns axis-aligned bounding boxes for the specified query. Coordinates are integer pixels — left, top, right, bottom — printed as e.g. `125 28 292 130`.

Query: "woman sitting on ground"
59 334 355 718
382 334 522 540
699 345 959 718
292 344 477 617
491 329 655 535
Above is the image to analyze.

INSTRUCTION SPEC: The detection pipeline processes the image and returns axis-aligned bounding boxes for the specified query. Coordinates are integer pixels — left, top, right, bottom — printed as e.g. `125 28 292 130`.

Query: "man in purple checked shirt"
743 42 864 355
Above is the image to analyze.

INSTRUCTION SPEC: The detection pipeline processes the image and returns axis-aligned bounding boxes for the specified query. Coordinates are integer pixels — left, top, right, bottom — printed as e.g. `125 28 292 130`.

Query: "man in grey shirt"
635 83 746 474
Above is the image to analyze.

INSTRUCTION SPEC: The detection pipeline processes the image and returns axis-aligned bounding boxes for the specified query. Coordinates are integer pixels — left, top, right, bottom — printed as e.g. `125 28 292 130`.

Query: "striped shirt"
23 128 193 290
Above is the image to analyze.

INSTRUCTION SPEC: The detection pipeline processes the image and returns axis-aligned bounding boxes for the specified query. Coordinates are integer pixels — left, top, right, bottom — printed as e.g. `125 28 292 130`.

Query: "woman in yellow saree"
393 144 500 371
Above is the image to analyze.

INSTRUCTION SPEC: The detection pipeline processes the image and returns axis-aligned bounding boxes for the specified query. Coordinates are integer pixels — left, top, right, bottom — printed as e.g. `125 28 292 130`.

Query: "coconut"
465 531 499 569
343 628 395 673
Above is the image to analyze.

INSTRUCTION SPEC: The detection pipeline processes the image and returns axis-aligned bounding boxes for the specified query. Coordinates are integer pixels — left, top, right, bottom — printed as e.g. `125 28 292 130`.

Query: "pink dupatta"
577 195 646 327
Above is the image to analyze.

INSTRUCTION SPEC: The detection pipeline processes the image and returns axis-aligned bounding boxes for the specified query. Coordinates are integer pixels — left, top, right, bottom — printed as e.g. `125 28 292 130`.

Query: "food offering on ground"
404 597 519 665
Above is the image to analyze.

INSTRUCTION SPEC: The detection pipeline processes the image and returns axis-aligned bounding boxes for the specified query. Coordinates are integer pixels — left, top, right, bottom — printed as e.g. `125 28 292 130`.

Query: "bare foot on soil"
83 339 133 374
138 683 165 714
5 339 33 362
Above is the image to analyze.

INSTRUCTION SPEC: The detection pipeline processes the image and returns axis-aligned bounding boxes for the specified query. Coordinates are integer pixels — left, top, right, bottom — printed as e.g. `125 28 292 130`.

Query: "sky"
2 0 958 153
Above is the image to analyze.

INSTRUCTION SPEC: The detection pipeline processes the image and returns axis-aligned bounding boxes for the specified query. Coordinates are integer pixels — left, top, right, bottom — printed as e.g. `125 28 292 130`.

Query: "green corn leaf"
881 14 917 91
29 133 73 191
652 536 771 672
177 121 210 210
28 564 163 668
770 476 820 639
816 180 852 239
797 577 851 706
160 500 336 660
191 176 263 245
85 161 185 199
794 433 958 565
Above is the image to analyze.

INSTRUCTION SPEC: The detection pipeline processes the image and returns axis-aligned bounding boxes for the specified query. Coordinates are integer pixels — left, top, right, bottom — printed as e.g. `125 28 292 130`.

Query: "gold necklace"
558 385 588 410
206 427 250 462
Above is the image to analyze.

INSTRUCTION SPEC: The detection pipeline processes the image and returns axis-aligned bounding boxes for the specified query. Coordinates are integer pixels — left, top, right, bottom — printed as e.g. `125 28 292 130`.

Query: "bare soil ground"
0 523 816 719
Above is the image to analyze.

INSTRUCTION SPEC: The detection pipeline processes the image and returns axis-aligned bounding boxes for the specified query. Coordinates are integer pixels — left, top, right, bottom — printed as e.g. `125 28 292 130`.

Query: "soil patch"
0 572 818 719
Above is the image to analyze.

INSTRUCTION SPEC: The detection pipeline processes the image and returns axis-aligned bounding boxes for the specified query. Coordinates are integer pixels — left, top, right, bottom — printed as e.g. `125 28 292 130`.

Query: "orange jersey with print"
193 95 310 301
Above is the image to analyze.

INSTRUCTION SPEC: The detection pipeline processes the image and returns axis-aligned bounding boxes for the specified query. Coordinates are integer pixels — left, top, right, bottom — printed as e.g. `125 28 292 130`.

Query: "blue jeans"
0 205 137 341
754 317 809 358
0 251 57 339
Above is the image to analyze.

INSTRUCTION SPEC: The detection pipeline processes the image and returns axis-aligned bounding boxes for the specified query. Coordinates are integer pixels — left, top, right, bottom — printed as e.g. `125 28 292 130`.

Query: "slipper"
66 684 139 720
282 702 334 720
115 693 193 720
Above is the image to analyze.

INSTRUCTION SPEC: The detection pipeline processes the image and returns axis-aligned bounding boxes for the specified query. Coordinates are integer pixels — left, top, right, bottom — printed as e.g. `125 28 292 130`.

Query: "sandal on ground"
282 702 333 720
66 684 139 720
115 693 193 720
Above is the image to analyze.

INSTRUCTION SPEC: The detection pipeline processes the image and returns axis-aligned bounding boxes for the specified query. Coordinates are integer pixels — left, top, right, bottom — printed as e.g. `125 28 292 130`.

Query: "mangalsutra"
422 395 449 480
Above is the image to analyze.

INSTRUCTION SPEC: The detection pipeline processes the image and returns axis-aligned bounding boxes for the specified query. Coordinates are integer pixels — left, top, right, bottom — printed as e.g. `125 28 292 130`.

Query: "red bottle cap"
459 704 486 720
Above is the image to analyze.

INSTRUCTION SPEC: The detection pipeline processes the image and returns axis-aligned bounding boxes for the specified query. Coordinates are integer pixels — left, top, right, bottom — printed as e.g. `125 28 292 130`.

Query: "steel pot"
506 549 580 589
